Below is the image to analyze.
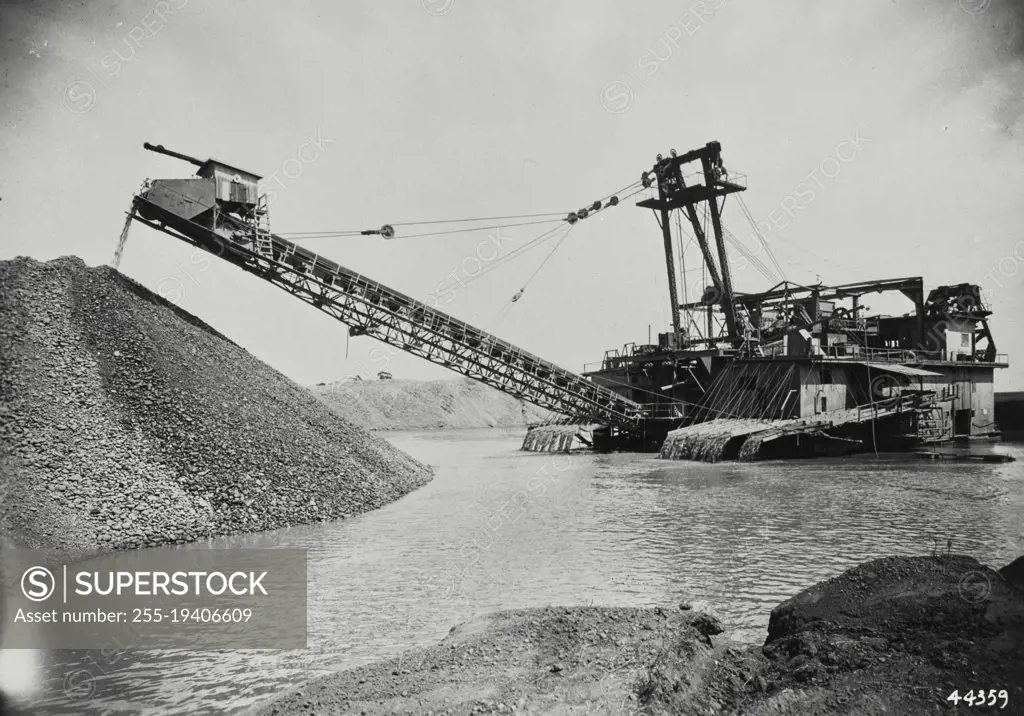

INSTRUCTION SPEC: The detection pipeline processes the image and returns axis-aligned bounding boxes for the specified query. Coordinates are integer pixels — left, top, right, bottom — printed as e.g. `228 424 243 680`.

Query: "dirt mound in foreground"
258 605 750 715
0 256 431 550
311 377 551 431
259 554 1024 715
767 554 1019 641
751 554 1024 715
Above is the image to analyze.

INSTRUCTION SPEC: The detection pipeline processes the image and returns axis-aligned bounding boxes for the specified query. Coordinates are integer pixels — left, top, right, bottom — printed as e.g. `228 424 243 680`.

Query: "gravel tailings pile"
311 377 550 431
259 605 746 715
260 554 1024 715
0 256 431 550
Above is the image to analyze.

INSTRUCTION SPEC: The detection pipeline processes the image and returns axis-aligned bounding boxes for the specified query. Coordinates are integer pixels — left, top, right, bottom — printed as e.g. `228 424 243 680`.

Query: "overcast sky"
2 0 1022 389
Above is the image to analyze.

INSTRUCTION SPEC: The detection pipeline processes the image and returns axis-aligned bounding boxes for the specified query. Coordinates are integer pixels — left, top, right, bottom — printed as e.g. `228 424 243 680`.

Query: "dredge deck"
660 396 930 462
523 393 943 460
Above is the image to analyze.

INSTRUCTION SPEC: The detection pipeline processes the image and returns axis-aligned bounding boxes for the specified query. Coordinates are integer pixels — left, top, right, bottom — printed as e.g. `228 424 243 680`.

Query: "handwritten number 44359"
947 690 1009 709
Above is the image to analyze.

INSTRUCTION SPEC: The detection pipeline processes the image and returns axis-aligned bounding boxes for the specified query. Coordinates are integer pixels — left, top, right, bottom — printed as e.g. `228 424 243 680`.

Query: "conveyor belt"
131 193 643 426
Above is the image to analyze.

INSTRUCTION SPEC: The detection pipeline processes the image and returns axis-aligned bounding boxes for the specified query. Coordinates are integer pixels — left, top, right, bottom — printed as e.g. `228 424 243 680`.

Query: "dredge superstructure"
580 143 1008 459
122 141 1008 461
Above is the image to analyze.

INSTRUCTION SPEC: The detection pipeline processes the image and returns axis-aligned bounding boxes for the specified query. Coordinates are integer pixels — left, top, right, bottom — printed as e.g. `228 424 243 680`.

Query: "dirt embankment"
260 554 1024 715
311 378 551 431
0 256 432 550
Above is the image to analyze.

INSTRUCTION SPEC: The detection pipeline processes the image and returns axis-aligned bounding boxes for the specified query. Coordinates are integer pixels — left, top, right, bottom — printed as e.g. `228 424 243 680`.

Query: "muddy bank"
259 554 1024 715
0 256 432 550
311 378 550 431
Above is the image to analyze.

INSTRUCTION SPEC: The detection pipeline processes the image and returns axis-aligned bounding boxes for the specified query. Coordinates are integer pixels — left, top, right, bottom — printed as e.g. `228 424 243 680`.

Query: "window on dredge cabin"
231 182 245 203
215 172 256 204
961 333 971 349
218 178 232 200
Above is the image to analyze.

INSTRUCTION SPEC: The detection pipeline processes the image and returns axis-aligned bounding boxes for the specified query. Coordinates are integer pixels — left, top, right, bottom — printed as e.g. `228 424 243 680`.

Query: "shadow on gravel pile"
0 256 432 550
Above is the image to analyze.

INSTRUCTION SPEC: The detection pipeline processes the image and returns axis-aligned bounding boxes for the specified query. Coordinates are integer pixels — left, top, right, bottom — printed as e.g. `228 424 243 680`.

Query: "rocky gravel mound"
752 554 1024 714
311 377 550 431
259 554 1024 715
0 256 431 550
258 605 748 715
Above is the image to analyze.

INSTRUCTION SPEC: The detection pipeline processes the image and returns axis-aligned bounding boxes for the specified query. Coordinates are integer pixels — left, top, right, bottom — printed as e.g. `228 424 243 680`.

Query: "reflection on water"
17 430 1024 714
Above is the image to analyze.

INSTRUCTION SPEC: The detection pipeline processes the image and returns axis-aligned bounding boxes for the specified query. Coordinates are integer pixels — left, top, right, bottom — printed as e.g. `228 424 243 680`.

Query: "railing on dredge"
761 344 1009 365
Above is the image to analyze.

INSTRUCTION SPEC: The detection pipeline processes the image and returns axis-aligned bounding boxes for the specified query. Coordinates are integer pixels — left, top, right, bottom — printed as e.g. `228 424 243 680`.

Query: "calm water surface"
17 429 1024 714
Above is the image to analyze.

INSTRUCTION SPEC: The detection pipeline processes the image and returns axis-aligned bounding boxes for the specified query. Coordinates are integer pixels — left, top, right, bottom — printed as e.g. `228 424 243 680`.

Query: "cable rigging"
277 179 643 242
474 180 647 331
483 223 577 333
736 194 786 282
